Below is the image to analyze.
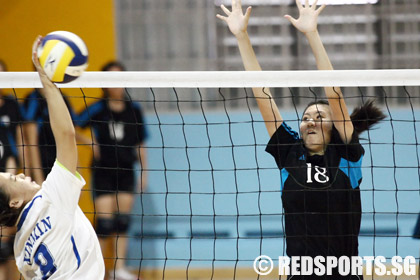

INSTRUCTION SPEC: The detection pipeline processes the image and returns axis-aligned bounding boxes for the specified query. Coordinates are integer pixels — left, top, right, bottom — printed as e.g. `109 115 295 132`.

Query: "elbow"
62 127 76 141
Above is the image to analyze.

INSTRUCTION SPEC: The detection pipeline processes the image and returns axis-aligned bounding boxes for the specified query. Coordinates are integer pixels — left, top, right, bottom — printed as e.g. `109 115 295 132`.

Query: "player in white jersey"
0 36 105 279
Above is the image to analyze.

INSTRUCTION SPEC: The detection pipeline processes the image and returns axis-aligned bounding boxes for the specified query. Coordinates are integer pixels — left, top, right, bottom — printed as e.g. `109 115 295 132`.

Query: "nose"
307 118 315 127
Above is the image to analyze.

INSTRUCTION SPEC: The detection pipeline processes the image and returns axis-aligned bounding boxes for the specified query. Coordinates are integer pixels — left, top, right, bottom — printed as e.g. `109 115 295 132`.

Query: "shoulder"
79 100 107 117
130 101 142 111
2 95 19 110
268 122 300 145
88 100 106 112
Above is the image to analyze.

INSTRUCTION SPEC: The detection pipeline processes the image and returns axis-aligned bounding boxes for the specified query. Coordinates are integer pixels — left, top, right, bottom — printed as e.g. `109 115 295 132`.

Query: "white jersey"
14 161 105 279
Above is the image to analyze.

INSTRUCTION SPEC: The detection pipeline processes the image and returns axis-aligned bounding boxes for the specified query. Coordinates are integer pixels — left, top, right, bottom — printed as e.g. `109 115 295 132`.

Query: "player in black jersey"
75 61 148 280
218 1 385 279
0 59 21 280
22 88 76 184
0 60 23 175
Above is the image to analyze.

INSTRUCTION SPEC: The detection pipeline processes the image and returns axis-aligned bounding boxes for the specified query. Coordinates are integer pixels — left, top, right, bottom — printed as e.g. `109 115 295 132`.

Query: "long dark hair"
0 60 7 72
0 187 23 227
303 99 386 137
101 61 126 72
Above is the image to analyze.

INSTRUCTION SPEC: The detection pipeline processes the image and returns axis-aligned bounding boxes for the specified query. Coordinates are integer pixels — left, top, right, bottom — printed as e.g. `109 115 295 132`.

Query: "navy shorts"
92 166 135 198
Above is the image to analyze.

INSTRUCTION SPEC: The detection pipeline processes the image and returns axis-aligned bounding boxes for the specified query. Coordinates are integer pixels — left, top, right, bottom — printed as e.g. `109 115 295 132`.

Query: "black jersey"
0 95 23 171
75 99 147 168
266 122 364 260
23 90 75 175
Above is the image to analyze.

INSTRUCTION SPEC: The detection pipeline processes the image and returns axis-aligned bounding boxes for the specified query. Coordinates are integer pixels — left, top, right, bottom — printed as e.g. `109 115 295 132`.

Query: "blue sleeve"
74 101 104 128
265 122 301 169
24 92 41 121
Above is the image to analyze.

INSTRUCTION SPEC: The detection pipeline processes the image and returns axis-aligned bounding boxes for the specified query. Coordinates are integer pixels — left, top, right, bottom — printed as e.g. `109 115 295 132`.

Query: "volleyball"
37 31 88 83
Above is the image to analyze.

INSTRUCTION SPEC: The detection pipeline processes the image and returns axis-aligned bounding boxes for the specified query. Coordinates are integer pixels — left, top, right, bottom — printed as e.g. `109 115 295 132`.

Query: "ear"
9 199 24 209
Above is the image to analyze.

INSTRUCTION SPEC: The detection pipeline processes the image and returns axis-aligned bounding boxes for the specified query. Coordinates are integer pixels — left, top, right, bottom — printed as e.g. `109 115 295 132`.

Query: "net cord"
2 70 420 88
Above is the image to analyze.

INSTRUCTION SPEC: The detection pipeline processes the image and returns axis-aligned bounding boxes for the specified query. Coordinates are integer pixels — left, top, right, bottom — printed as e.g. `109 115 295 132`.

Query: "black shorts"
92 167 135 198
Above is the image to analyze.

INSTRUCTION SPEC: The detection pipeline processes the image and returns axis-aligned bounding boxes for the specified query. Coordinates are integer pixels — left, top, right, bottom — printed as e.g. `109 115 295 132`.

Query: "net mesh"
1 70 420 279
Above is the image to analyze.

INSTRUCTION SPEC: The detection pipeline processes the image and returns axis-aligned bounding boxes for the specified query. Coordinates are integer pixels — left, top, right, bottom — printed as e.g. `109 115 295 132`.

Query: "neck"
23 185 41 205
108 99 125 112
307 145 327 156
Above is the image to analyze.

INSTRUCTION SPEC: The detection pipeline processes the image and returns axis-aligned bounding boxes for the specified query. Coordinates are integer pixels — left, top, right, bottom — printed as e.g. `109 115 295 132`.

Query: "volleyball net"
2 70 420 279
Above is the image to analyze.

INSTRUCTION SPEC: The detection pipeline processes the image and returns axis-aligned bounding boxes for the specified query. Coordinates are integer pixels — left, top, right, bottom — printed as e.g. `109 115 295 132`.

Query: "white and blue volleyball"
37 31 88 83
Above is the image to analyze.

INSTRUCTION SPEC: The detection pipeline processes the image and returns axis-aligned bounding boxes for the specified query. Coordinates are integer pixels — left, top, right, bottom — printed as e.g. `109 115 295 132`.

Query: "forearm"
138 145 148 191
305 31 334 71
236 32 282 136
236 32 262 72
5 157 17 174
305 30 353 141
305 31 345 99
39 82 77 173
138 145 147 169
41 85 75 138
75 128 94 145
15 126 24 169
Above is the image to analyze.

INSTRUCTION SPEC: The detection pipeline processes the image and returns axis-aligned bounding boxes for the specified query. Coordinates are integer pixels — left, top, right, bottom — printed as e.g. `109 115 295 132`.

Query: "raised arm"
32 36 77 174
285 0 354 143
217 0 282 137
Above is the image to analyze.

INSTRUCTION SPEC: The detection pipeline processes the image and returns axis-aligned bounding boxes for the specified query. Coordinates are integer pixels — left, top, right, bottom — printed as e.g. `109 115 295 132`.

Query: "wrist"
235 31 249 40
304 30 319 38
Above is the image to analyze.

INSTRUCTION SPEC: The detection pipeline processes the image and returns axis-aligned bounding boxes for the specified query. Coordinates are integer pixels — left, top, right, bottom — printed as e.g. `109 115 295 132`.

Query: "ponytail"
303 99 385 138
350 99 386 137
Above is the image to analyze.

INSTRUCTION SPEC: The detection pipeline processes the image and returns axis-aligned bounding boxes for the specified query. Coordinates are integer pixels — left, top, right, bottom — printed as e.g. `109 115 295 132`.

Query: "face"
300 104 333 155
104 65 125 99
0 173 40 208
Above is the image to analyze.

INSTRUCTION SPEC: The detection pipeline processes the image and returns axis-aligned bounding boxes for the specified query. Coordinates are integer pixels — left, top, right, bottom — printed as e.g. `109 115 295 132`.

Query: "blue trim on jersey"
71 235 81 269
132 102 141 111
25 94 40 121
17 195 42 231
339 155 363 189
7 132 17 156
280 168 289 193
282 122 299 140
75 101 105 127
19 103 26 120
37 117 44 131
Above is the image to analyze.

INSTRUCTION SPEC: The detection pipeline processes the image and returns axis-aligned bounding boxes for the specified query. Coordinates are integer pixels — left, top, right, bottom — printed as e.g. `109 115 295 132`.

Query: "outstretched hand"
32 36 54 87
216 0 252 37
285 0 326 34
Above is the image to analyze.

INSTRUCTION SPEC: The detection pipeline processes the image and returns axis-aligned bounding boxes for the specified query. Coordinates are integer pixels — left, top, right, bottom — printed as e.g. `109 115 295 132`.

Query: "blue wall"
127 108 420 268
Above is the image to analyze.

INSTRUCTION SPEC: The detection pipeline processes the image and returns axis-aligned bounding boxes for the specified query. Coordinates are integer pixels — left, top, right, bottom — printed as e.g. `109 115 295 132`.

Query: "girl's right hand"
216 0 252 37
284 0 326 35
